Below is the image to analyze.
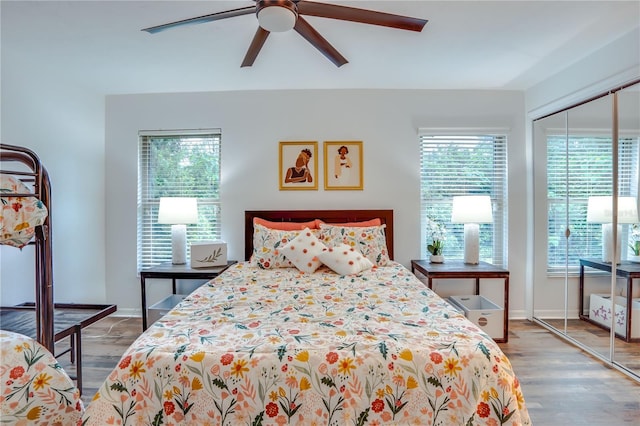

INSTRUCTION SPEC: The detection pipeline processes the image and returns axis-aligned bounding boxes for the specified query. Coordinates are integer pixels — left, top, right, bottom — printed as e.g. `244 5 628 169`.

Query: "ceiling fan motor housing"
257 0 298 32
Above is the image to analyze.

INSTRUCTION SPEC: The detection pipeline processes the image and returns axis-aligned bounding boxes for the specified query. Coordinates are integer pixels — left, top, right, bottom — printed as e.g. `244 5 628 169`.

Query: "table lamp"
158 197 198 265
451 195 493 264
586 196 638 263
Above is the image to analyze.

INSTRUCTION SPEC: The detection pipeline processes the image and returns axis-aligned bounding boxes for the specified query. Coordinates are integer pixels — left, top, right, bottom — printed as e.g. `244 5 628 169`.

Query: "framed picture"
323 141 363 190
279 141 318 190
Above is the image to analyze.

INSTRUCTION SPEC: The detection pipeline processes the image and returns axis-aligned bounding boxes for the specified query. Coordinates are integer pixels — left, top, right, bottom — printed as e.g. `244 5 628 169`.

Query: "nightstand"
411 259 509 343
140 260 236 330
579 258 640 342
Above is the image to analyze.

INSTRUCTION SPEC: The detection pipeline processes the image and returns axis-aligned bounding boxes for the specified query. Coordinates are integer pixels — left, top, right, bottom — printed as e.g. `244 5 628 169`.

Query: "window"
546 134 639 272
137 130 222 271
419 133 508 266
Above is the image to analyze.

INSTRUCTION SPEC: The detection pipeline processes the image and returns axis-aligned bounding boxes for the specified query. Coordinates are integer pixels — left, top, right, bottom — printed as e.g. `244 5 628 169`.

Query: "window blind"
137 130 222 271
419 134 508 266
546 135 639 272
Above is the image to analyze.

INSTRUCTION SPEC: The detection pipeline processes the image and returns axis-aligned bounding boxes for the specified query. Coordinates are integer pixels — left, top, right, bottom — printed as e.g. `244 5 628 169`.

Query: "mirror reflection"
613 82 640 377
533 81 640 381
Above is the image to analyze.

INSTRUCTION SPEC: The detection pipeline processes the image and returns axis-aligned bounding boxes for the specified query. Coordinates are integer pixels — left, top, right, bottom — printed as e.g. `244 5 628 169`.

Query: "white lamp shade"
451 195 493 224
257 2 297 32
158 197 198 225
586 196 638 224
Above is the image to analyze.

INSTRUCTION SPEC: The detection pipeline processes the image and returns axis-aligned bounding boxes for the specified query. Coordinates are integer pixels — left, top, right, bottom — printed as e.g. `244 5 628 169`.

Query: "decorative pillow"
316 218 382 227
0 175 48 248
281 228 327 273
319 223 390 266
254 217 319 230
250 223 300 269
318 244 373 276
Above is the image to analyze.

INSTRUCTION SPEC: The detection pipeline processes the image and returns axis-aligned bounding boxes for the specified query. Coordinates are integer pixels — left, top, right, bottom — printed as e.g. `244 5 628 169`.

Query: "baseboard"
109 308 140 318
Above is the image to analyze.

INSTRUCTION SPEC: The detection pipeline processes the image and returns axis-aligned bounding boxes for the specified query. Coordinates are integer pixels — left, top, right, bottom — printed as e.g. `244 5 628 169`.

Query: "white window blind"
419 134 508 266
137 130 222 271
546 135 639 272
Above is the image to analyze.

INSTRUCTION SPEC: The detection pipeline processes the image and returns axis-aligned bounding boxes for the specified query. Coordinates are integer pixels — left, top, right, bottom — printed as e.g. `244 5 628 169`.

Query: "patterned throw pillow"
281 228 327 273
0 175 48 248
319 223 390 266
318 244 373 276
249 223 299 269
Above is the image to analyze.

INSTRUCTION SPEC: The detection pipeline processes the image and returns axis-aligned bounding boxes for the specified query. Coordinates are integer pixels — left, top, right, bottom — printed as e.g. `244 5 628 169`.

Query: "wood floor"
58 317 640 425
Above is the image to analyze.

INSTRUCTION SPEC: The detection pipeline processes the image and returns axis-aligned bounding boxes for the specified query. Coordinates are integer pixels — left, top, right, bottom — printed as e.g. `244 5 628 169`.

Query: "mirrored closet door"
614 83 640 378
532 80 640 381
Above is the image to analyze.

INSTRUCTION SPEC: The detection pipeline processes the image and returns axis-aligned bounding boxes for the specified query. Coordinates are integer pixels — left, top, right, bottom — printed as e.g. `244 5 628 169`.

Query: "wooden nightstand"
140 261 236 330
579 258 640 342
411 259 510 343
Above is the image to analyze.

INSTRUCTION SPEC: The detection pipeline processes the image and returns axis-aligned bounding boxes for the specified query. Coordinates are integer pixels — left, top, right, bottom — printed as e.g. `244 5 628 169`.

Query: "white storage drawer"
448 295 504 340
589 293 640 339
148 294 186 326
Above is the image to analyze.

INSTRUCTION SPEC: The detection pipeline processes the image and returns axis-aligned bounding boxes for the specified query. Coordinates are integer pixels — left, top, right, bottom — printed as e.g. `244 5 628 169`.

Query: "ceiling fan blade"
297 1 427 32
142 6 255 34
241 27 271 67
294 16 347 67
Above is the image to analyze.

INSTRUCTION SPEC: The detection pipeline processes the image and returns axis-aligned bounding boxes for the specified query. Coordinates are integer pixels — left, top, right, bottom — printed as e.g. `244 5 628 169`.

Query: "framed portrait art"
323 141 363 190
279 141 318 190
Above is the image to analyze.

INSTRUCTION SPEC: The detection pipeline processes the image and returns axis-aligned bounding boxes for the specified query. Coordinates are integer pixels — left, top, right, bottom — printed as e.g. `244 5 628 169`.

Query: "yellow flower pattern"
82 262 531 425
1 331 83 424
0 175 48 248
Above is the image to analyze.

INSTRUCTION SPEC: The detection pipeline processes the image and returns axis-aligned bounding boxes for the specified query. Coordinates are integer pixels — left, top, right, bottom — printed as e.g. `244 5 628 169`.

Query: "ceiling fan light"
257 2 297 32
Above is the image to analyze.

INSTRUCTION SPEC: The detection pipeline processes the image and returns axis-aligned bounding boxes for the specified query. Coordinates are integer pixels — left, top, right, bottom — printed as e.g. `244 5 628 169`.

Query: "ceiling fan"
142 0 428 68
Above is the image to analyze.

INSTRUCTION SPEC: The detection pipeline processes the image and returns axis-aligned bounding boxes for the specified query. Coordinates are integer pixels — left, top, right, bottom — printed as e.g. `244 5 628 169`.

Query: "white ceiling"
2 0 639 96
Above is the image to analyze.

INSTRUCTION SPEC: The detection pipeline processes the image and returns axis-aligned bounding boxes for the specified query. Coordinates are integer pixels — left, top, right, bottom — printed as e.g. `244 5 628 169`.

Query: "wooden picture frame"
323 141 363 190
279 141 318 190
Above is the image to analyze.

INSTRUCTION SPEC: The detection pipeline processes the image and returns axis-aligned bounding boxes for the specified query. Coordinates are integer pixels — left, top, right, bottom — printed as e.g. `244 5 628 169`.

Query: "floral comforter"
0 330 84 425
83 262 530 425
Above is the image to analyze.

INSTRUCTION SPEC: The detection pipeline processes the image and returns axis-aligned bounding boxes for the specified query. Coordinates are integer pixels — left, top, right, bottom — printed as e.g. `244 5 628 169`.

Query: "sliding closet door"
534 81 640 382
613 82 640 377
533 110 569 332
533 94 616 360
564 95 614 359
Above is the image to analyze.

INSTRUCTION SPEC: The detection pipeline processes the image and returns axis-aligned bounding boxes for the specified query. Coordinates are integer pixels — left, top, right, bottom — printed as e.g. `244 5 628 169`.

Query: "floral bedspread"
0 330 84 425
0 175 48 248
83 262 530 425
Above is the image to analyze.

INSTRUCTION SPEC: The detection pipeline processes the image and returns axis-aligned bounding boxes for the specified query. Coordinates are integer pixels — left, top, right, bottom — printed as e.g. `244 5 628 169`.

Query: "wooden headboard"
245 210 394 261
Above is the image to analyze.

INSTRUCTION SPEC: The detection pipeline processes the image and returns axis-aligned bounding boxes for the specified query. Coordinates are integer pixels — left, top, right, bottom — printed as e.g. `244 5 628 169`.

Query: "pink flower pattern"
82 262 530 425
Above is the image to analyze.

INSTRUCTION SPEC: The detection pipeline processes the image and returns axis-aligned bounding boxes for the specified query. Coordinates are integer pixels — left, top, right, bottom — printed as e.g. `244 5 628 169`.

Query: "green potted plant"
426 217 446 263
629 223 640 262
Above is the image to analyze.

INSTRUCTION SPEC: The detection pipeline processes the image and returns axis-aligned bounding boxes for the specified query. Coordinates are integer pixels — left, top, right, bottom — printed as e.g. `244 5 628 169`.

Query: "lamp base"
463 223 480 265
171 224 187 265
601 223 622 264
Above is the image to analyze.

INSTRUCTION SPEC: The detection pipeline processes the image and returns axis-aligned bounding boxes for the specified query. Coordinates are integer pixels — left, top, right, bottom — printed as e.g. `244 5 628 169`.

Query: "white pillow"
281 228 327 273
318 244 373 276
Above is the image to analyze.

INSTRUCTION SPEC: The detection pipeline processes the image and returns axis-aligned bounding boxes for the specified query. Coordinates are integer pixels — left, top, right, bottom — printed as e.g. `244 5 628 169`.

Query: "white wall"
3 27 636 325
105 89 528 316
526 28 640 118
1 69 106 306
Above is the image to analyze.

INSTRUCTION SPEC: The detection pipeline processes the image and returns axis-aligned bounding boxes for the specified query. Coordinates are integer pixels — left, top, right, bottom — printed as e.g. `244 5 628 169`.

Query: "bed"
0 330 84 424
0 143 117 396
82 209 531 425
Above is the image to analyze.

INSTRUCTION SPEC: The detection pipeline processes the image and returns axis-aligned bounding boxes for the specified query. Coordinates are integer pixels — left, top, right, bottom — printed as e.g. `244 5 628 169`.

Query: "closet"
532 80 640 381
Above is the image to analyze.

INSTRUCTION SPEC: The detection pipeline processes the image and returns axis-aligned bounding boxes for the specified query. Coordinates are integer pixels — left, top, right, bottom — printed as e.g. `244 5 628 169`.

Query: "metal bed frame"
0 143 116 393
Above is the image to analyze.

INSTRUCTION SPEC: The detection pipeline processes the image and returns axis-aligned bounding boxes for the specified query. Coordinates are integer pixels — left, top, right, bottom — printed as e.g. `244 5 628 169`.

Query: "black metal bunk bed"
0 143 116 394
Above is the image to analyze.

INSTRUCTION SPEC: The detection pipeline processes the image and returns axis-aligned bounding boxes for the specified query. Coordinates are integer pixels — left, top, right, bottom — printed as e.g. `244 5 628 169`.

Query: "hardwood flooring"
500 320 639 425
57 317 639 425
541 318 640 371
